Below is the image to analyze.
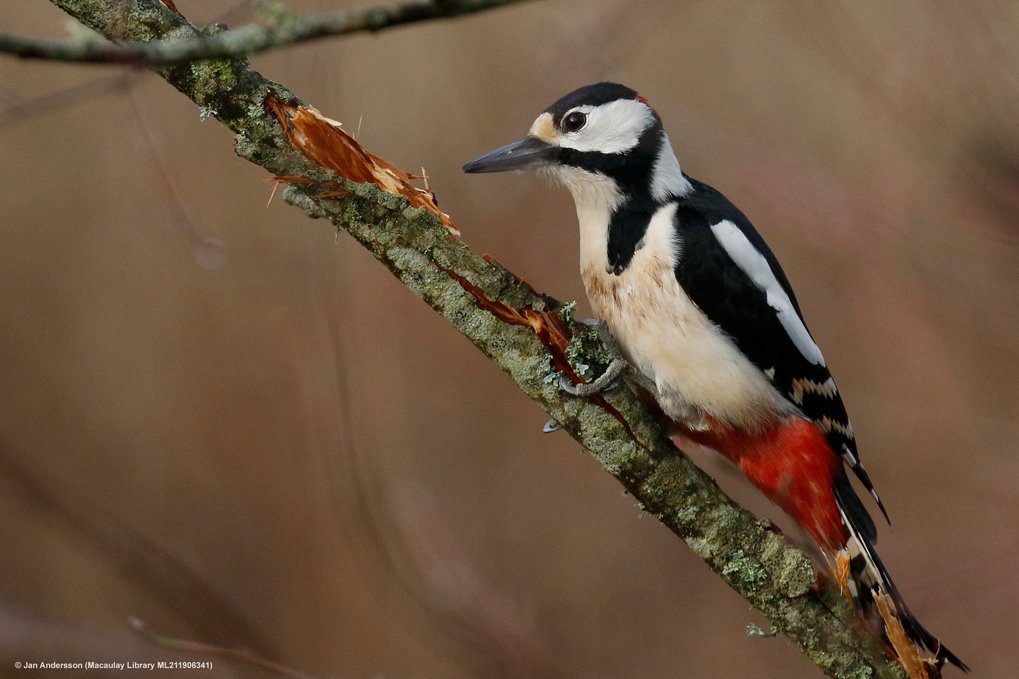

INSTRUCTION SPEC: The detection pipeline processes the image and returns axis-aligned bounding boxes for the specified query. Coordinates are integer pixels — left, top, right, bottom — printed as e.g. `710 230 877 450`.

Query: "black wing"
673 177 888 524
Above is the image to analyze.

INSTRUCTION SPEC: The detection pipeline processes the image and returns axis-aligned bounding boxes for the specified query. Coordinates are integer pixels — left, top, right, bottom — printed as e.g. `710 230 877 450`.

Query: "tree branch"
46 1 905 677
2 0 533 66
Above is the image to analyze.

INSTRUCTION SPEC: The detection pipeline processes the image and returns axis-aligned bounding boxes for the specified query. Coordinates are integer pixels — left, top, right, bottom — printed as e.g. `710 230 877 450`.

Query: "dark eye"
562 111 587 133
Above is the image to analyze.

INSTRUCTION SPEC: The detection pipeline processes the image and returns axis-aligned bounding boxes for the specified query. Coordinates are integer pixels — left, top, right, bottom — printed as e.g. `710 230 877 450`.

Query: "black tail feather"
833 473 968 672
835 472 876 543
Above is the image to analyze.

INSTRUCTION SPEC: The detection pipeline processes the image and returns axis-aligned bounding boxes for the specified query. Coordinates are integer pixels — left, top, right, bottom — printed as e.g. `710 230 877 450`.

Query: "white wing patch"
553 99 656 154
709 220 827 367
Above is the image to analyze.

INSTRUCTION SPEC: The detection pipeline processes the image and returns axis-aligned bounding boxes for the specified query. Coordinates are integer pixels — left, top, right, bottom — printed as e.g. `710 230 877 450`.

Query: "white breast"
578 202 786 431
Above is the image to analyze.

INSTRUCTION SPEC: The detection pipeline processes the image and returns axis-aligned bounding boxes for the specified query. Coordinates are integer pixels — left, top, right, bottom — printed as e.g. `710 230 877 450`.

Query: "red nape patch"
685 419 845 550
634 93 656 113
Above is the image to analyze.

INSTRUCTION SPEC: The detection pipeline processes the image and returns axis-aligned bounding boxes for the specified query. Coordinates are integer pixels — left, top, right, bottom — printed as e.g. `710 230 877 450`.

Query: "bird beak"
463 136 554 173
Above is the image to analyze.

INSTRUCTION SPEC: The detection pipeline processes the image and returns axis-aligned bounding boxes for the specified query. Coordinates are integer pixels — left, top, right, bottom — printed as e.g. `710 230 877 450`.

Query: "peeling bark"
47 2 906 677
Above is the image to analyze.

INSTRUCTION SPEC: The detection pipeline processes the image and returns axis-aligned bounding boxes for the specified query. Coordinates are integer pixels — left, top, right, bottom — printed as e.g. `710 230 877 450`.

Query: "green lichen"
722 548 770 592
563 319 614 385
747 622 778 637
771 539 817 598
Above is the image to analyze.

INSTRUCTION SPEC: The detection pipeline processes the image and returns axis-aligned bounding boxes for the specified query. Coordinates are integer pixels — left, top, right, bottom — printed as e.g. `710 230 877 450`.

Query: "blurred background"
1 1 1017 677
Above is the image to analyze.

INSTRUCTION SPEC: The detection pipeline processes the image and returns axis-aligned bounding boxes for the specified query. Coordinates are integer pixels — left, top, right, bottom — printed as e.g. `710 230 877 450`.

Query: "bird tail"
833 474 969 675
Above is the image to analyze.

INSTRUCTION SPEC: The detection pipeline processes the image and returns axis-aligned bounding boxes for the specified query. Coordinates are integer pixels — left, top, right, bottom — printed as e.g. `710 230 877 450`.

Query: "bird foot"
559 358 631 397
558 320 636 397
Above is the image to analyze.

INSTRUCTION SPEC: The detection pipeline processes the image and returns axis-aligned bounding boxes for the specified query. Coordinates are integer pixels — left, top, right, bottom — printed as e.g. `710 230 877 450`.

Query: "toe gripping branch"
558 318 633 397
558 357 629 397
437 264 640 439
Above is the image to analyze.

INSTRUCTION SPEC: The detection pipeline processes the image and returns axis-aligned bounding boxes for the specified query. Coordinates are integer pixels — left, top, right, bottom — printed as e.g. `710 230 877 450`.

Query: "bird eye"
561 111 587 133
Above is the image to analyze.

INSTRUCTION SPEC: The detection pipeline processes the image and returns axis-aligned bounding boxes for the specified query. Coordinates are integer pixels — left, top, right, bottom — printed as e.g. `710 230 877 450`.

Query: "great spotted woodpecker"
464 82 966 673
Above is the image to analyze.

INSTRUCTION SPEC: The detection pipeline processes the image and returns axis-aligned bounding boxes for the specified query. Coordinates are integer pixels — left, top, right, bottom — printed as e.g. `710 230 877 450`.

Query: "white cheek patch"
555 99 656 154
709 220 827 366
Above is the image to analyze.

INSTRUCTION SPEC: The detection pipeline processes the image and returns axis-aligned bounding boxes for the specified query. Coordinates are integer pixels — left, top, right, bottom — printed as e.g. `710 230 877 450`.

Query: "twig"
126 86 227 269
0 1 251 129
0 71 136 129
0 438 272 654
1 0 535 66
130 618 317 679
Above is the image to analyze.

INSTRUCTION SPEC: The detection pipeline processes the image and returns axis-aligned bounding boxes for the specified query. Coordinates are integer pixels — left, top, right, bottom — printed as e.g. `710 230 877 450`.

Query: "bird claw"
558 358 631 397
557 320 634 398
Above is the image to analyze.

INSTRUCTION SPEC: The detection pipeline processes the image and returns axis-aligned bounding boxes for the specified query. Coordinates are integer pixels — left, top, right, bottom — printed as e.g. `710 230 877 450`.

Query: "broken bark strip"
264 91 459 236
48 2 906 677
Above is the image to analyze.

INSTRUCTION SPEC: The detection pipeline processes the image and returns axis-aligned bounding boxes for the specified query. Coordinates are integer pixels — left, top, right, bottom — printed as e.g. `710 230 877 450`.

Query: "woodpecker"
464 82 966 673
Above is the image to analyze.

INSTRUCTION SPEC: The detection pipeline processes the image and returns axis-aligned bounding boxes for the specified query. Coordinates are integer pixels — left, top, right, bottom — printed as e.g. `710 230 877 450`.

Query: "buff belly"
580 204 787 433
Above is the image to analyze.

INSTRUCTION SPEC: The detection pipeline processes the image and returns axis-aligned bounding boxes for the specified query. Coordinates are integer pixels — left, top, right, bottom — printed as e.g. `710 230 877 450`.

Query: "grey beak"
463 136 554 173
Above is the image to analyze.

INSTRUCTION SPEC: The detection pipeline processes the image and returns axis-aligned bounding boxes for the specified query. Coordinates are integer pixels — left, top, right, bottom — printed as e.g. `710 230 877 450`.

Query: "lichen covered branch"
4 0 533 66
47 1 905 677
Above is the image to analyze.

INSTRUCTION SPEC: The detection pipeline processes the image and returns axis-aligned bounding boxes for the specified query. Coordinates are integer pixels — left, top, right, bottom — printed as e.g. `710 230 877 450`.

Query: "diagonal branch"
1 0 534 66
47 1 906 677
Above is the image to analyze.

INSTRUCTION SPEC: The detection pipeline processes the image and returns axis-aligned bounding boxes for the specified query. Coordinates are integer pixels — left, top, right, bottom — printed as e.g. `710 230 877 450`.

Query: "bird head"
463 82 690 207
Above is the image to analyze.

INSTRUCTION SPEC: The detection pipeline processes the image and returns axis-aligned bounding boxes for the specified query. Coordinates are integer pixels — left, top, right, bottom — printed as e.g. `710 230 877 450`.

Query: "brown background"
1 1 1016 677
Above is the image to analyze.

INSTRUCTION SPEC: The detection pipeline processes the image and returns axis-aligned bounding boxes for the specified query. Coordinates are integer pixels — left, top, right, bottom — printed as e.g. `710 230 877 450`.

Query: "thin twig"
130 618 317 679
0 0 535 66
0 71 136 129
126 86 227 269
0 438 272 654
0 0 251 129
